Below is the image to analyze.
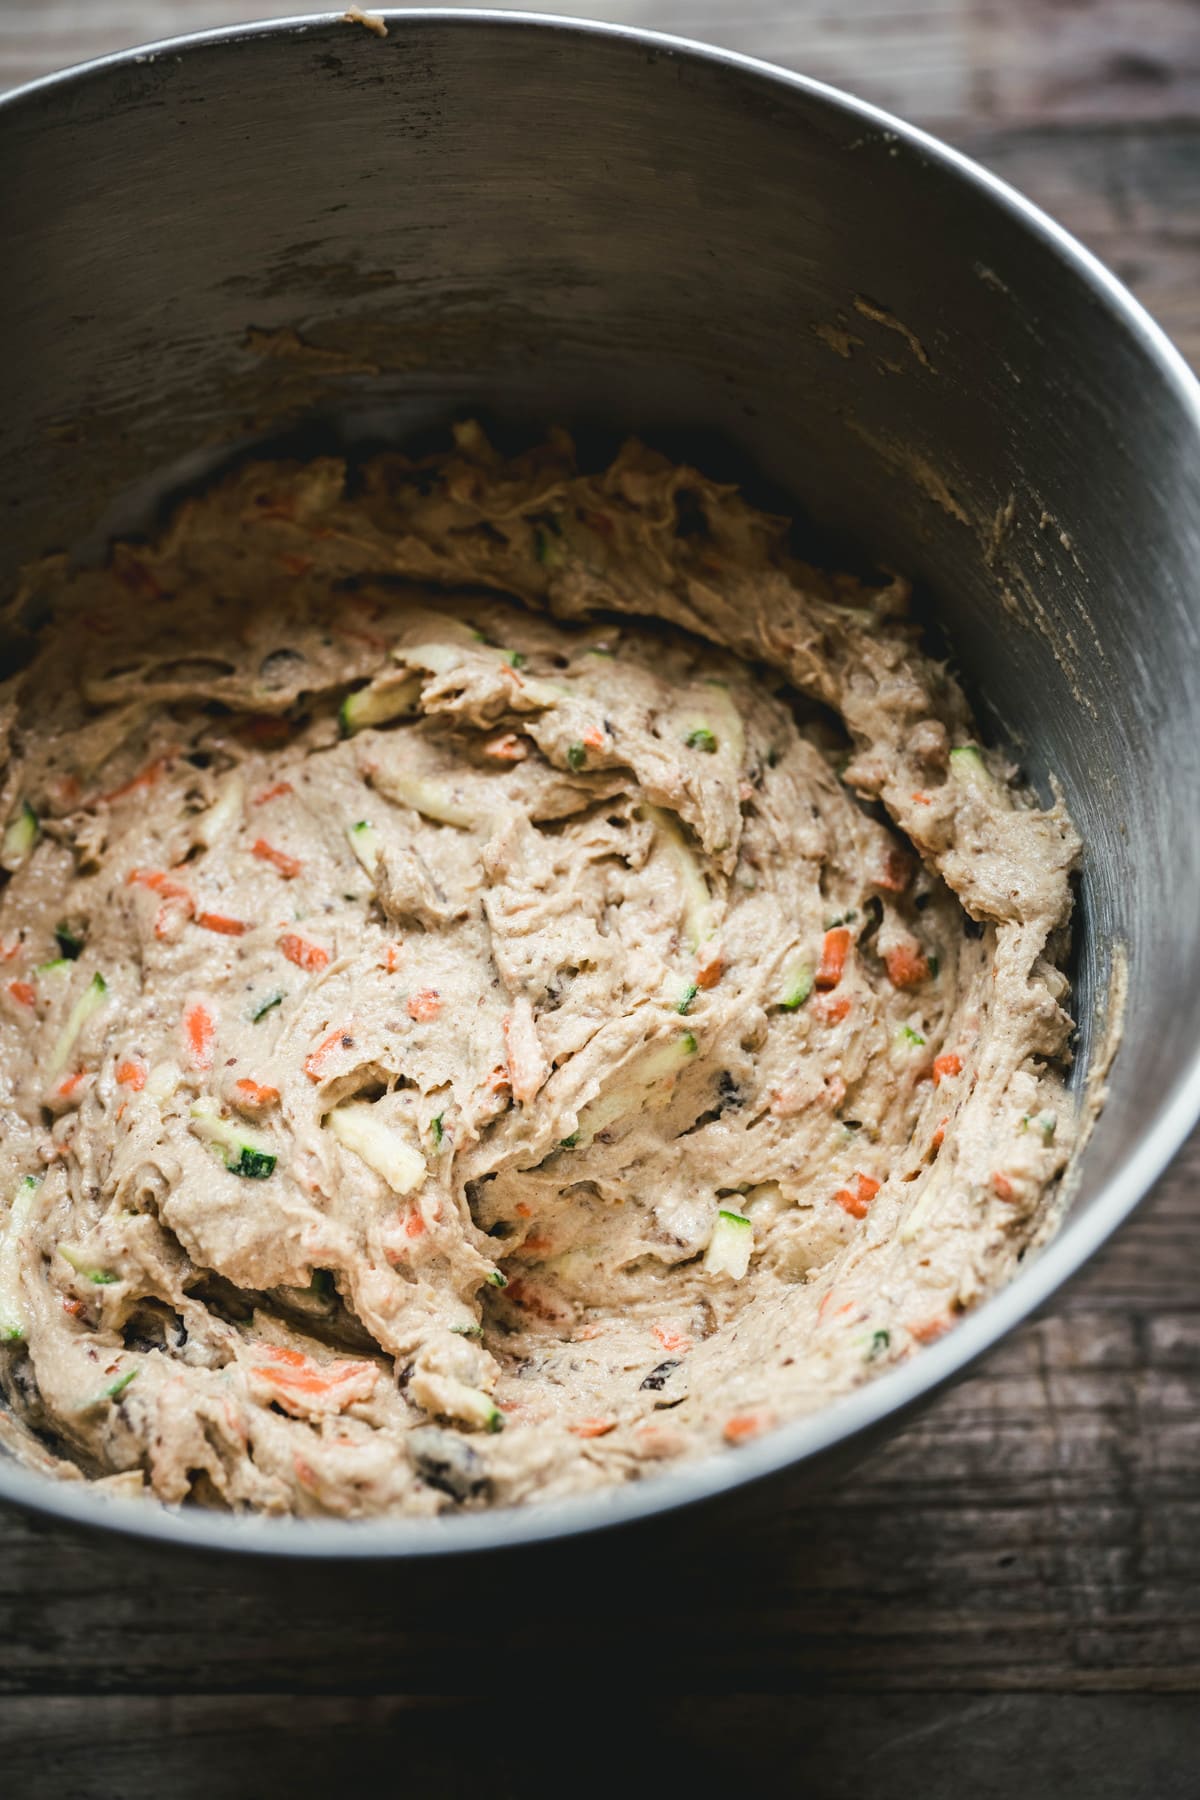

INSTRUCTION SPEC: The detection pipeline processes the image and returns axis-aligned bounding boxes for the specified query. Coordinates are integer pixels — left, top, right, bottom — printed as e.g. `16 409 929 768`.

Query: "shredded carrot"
234 1078 280 1107
581 724 606 751
407 988 441 1022
482 732 528 762
196 911 248 936
252 838 302 880
911 791 932 806
249 1347 379 1414
278 933 329 973
834 1172 881 1220
48 773 82 807
653 1324 692 1355
723 1411 775 1445
813 993 852 1025
514 1202 533 1219
7 980 36 1008
932 1052 962 1084
992 1172 1016 1202
115 1059 147 1091
127 867 189 899
931 1117 948 1151
102 755 171 806
113 554 164 600
910 1315 952 1344
0 941 20 961
55 1071 91 1100
403 1210 426 1240
696 943 725 989
885 943 931 989
129 868 196 939
183 1000 215 1070
878 846 912 892
379 944 404 974
62 1294 86 1318
303 1027 355 1082
238 714 293 747
568 1418 617 1438
815 927 851 990
254 782 294 805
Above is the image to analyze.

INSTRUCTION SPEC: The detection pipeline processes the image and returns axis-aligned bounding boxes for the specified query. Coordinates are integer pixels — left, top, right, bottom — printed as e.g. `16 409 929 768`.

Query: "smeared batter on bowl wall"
0 424 1079 1516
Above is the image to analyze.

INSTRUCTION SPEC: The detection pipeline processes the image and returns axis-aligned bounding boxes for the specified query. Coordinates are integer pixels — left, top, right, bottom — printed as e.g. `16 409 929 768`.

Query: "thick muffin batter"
0 425 1079 1515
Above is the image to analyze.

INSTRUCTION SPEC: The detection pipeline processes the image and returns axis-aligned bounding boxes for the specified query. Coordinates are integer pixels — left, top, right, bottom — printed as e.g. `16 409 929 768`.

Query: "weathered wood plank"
1 1692 1199 1796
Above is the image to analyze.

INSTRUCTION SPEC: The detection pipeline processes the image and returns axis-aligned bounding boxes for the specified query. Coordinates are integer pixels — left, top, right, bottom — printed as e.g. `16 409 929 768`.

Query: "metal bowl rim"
1 8 1197 1560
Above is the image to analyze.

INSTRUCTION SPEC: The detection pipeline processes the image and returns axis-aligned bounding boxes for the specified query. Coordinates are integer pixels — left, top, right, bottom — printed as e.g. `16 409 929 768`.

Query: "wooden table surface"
1 3 1197 1793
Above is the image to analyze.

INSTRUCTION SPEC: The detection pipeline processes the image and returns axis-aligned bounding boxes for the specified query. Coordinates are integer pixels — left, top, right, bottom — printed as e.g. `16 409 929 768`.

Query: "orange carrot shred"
813 993 852 1025
653 1324 691 1355
581 724 606 751
482 732 528 762
8 980 35 1008
723 1411 775 1445
235 1078 280 1106
184 1000 215 1070
252 838 302 880
278 933 329 973
254 782 294 805
102 755 170 806
115 1059 147 1091
569 1418 617 1439
403 1210 426 1240
932 1052 962 1084
992 1172 1016 1202
833 1172 880 1220
196 911 248 936
406 988 441 1022
910 1315 952 1344
815 927 851 990
303 1026 354 1082
885 943 931 989
878 845 913 892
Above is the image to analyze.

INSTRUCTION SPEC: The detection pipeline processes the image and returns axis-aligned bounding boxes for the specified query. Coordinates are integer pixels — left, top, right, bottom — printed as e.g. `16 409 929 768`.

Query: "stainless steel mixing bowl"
1 11 1197 1559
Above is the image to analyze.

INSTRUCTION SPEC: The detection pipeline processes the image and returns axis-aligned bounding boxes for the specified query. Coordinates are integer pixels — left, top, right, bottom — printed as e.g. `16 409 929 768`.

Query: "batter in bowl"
0 424 1078 1514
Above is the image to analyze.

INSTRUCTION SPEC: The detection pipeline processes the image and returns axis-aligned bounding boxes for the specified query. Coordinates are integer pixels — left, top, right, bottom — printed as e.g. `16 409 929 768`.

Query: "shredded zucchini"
47 972 108 1079
645 806 714 950
339 672 422 735
573 1031 699 1147
325 1099 427 1194
347 818 383 877
1 800 39 872
0 1176 41 1340
190 1100 277 1179
704 1209 754 1280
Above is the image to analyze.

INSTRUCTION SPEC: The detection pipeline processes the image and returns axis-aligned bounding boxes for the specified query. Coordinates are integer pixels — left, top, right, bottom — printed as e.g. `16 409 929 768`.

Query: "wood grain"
0 0 1197 1787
